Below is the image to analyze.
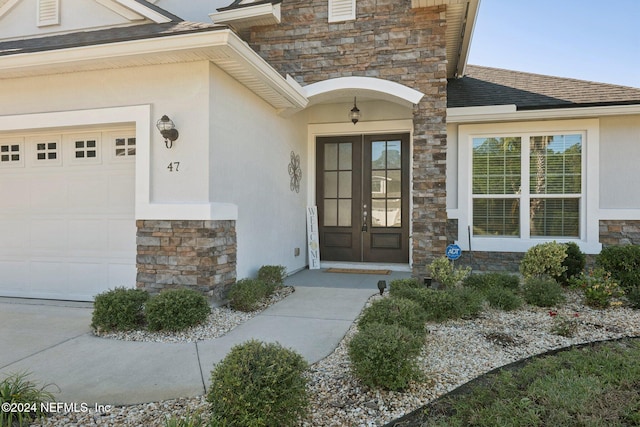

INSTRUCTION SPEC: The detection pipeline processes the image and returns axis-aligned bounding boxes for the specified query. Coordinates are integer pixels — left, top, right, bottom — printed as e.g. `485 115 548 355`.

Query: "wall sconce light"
349 97 361 125
156 115 179 149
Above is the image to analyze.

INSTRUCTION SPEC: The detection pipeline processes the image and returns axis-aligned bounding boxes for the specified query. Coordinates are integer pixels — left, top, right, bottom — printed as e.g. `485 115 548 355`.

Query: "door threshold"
320 261 411 272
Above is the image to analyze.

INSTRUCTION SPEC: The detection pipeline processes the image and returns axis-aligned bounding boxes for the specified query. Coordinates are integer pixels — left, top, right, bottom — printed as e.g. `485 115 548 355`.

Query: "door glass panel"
338 171 352 198
338 199 352 226
324 143 338 170
371 171 386 198
386 140 401 168
324 172 337 198
388 198 402 227
371 141 386 168
387 170 401 198
324 199 337 226
371 199 386 227
338 143 352 170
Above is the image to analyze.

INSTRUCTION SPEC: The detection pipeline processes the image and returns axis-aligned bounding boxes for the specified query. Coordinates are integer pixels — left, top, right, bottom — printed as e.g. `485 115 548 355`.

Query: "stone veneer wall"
136 220 237 300
247 0 448 278
600 220 640 246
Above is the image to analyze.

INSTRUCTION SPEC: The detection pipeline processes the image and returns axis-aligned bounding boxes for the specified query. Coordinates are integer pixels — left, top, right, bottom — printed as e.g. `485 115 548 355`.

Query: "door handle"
362 204 368 232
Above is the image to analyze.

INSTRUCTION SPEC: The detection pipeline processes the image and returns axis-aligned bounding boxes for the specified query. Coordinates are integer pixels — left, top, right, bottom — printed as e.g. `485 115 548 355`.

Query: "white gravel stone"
35 290 640 427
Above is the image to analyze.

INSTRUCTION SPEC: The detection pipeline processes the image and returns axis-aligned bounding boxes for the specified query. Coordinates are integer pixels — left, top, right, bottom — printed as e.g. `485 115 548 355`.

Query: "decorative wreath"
288 151 302 193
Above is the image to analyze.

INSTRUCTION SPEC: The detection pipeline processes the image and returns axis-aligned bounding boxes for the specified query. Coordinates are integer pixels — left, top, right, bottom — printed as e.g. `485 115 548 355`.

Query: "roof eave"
0 28 307 113
447 103 640 124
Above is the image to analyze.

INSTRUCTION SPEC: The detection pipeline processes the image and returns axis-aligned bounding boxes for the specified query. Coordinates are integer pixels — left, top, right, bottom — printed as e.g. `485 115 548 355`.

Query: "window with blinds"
472 133 583 239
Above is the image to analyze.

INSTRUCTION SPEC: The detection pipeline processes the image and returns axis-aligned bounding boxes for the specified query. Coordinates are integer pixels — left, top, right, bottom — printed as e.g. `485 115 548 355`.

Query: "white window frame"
0 137 24 168
328 0 355 23
28 135 62 167
66 133 102 165
456 119 601 254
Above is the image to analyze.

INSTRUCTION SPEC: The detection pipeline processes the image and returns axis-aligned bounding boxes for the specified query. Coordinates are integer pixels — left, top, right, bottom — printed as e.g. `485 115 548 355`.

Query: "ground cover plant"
391 338 640 427
0 372 56 427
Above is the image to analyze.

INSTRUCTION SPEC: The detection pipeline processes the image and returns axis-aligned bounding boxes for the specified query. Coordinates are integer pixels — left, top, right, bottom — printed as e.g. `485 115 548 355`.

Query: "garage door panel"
108 174 135 213
30 219 68 250
109 263 137 288
67 262 107 297
0 260 28 293
0 178 29 210
0 219 28 252
30 175 68 211
109 218 136 252
30 260 68 295
68 176 108 212
68 219 108 251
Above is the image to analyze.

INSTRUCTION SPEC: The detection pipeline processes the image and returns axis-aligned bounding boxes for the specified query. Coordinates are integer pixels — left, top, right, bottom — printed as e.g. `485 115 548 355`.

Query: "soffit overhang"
412 0 480 79
0 28 307 113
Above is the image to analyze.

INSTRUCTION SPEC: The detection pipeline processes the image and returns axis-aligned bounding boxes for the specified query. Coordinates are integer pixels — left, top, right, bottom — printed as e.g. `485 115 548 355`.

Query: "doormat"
325 268 391 275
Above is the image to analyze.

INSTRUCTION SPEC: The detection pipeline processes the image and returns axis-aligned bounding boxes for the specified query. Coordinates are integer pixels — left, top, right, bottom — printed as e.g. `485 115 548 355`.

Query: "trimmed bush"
145 288 210 331
388 278 422 297
484 286 523 311
349 323 423 391
399 287 484 322
227 278 270 312
523 277 566 307
560 242 586 285
357 297 427 335
429 256 471 288
257 265 287 291
596 245 640 291
91 287 149 331
463 272 520 292
519 241 567 281
208 340 308 427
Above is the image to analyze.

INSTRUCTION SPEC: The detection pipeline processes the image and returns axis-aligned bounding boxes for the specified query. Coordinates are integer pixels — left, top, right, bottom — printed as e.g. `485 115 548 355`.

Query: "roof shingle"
448 65 640 109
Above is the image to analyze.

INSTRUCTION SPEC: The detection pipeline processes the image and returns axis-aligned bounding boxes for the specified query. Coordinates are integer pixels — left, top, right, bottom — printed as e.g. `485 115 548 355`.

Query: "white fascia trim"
224 31 308 109
0 29 307 110
113 0 172 23
94 0 145 21
210 2 281 26
455 0 479 78
448 104 640 123
304 77 424 107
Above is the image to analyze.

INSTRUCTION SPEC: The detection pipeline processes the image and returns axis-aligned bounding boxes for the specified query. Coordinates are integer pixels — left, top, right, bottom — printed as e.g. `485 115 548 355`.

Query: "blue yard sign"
446 244 462 261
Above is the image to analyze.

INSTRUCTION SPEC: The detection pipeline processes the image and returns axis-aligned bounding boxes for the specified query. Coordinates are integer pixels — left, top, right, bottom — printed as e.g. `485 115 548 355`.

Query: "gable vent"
37 0 59 27
328 0 355 23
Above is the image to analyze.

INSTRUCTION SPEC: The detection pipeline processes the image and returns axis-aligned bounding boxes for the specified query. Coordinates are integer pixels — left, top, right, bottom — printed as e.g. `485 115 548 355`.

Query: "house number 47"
167 161 180 172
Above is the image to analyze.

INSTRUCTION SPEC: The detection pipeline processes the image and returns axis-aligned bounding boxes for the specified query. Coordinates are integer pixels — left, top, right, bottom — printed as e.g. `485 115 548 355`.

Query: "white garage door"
0 129 137 301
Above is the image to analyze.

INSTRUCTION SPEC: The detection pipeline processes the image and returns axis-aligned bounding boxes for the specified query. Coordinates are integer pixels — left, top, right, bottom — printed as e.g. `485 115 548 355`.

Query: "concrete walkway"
0 269 408 406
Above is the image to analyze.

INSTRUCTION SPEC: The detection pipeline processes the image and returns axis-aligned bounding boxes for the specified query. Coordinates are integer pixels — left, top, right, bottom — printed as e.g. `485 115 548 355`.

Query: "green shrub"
399 287 483 322
429 256 471 288
145 288 210 331
357 297 427 334
463 272 520 292
448 287 485 318
349 323 423 391
257 265 287 290
559 242 586 285
519 242 567 281
571 268 625 309
523 277 566 307
0 372 55 427
484 286 523 311
227 279 270 312
208 340 308 427
597 245 640 291
388 278 422 297
626 286 640 309
91 287 149 331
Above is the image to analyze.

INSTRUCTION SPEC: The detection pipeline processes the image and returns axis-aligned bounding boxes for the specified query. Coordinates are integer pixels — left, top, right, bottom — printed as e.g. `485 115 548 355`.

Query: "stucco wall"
599 115 640 209
208 64 309 279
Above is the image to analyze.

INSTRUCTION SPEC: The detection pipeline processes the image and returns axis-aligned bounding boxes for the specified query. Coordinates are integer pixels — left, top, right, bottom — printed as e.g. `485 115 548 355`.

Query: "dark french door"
316 134 409 263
